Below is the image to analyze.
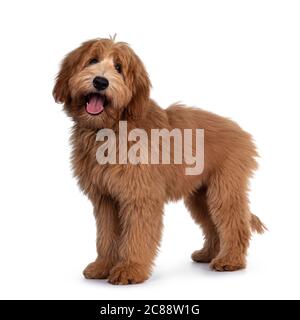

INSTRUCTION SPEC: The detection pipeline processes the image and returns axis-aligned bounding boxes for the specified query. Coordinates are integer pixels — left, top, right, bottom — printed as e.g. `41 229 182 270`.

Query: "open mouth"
85 93 108 115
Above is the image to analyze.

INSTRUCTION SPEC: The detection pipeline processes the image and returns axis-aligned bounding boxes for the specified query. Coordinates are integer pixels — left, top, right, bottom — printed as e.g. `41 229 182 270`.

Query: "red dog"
53 38 265 285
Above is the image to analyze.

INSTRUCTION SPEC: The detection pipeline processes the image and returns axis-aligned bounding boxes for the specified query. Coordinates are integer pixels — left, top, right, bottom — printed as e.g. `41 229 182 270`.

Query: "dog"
53 37 265 285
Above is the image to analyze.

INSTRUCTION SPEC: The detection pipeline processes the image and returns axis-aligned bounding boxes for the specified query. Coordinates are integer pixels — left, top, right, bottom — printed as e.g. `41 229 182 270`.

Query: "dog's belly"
161 165 205 201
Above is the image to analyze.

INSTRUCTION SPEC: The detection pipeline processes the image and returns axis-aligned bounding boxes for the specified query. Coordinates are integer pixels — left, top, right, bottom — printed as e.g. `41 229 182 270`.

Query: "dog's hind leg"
206 169 252 271
185 186 220 263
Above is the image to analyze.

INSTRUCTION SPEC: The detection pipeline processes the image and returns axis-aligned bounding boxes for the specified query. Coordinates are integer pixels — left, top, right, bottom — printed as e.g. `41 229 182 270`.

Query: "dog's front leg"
108 197 164 285
83 194 120 279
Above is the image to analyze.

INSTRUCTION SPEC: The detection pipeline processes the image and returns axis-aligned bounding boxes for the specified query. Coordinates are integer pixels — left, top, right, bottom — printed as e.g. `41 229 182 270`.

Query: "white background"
0 0 299 300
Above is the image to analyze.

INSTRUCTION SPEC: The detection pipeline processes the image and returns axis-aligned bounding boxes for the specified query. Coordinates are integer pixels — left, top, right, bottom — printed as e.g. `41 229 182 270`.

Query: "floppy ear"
53 40 95 104
53 54 73 104
126 53 151 120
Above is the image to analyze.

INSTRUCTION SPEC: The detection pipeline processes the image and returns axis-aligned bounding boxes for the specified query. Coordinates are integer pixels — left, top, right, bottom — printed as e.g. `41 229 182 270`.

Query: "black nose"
93 76 109 91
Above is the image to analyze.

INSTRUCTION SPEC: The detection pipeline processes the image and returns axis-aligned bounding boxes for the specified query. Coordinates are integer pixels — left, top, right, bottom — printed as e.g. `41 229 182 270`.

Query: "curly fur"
53 38 265 285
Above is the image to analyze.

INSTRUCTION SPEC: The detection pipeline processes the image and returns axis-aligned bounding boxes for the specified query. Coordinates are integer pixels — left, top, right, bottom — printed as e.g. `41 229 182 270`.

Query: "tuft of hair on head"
109 33 117 43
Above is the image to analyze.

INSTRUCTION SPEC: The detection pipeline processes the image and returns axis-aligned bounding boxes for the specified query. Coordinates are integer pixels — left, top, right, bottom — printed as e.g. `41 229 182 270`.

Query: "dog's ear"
126 53 151 120
53 40 95 104
53 54 73 104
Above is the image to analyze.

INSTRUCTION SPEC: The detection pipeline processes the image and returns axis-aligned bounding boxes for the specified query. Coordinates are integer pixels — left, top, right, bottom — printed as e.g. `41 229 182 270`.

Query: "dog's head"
53 38 151 129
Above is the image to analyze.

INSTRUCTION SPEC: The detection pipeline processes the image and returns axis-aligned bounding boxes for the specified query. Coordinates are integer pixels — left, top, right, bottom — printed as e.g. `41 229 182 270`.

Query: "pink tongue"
86 95 104 115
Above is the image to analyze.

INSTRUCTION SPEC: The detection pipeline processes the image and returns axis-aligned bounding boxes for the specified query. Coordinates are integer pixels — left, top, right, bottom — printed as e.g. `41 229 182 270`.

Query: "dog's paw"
108 263 149 285
210 256 246 272
191 249 215 263
83 260 111 279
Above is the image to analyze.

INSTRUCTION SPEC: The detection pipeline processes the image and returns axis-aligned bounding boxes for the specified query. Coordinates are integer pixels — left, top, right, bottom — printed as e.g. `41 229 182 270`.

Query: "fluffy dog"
53 37 265 285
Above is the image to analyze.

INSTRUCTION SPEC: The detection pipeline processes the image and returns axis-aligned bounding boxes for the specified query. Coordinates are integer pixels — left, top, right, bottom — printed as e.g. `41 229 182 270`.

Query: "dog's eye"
88 58 99 65
115 63 122 73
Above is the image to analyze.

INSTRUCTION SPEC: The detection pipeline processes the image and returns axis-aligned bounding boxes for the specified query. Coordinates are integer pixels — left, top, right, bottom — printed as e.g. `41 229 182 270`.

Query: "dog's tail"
250 213 267 234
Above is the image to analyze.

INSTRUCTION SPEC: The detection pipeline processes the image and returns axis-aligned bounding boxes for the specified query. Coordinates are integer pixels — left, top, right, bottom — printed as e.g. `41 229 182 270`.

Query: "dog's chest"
71 128 114 196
